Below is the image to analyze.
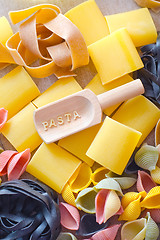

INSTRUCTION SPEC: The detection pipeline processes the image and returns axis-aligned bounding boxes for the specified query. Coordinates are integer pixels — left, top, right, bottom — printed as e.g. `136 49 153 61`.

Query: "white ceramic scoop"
34 79 144 143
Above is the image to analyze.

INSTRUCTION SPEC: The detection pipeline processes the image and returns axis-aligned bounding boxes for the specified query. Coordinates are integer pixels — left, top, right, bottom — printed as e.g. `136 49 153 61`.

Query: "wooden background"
0 0 159 239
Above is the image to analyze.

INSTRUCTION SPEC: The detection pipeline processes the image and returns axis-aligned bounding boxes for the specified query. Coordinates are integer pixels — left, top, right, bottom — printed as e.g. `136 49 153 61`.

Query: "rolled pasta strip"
0 108 8 130
6 5 89 78
75 187 97 213
121 218 147 240
94 178 123 196
137 170 157 193
151 166 160 184
59 202 80 230
91 224 121 240
91 167 109 185
134 0 160 13
68 163 92 193
145 212 159 240
76 213 109 237
135 144 159 171
56 233 77 240
95 189 121 224
61 183 76 207
141 186 160 209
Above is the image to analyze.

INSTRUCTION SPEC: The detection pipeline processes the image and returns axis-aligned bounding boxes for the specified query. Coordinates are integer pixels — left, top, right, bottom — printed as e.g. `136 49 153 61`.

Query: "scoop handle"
97 79 144 111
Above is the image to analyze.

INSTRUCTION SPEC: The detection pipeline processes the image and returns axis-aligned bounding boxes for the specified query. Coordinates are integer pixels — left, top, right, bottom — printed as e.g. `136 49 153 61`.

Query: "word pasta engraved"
42 111 81 131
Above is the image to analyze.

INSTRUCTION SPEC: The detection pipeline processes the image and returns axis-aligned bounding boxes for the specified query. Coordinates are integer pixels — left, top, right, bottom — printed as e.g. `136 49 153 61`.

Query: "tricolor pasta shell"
151 166 160 184
75 187 97 213
141 186 160 209
61 183 76 206
56 232 77 240
59 202 80 230
110 176 136 189
145 212 159 240
94 178 123 196
135 144 159 171
95 189 121 224
91 224 121 240
76 213 109 237
68 163 92 193
141 208 160 223
0 108 8 130
121 191 146 210
137 170 156 193
121 218 147 240
91 167 109 185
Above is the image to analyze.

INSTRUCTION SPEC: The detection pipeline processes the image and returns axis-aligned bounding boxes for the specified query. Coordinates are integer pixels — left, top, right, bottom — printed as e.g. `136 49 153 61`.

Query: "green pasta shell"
57 232 77 240
94 178 123 196
145 212 159 240
135 144 159 171
106 175 136 189
75 187 97 214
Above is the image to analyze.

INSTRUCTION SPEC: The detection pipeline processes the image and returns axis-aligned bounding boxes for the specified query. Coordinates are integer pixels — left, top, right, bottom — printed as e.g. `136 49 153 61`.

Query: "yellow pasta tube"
86 117 142 175
26 142 81 193
88 28 143 85
0 66 40 119
1 103 42 152
112 95 160 146
85 74 133 115
105 8 157 47
65 0 109 46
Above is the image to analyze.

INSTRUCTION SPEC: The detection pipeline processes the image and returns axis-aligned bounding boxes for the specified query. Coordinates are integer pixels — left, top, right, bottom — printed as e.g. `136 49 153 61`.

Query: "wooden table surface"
0 0 159 239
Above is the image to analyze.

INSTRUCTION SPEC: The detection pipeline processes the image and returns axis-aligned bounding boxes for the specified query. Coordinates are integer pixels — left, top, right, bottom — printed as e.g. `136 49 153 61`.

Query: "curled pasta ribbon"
6 4 89 78
68 163 92 193
137 170 157 193
135 144 159 171
119 191 146 221
121 218 147 240
76 213 109 237
91 167 109 185
75 187 97 213
94 178 123 196
95 189 121 224
61 183 76 206
56 232 77 240
141 186 160 208
145 212 159 240
0 149 31 180
0 108 8 130
134 0 160 13
59 202 80 230
91 224 121 240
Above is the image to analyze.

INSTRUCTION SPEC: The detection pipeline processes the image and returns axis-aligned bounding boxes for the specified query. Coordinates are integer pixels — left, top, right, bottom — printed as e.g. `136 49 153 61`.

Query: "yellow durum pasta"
1 103 42 152
88 28 143 85
65 0 109 46
85 74 133 115
0 16 13 45
32 77 82 108
86 117 142 175
0 66 40 119
112 95 160 146
26 142 81 193
105 8 157 47
58 124 101 166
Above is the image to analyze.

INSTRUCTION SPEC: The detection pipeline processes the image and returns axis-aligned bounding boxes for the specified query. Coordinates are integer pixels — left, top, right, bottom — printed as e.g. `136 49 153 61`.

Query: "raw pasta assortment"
0 0 160 239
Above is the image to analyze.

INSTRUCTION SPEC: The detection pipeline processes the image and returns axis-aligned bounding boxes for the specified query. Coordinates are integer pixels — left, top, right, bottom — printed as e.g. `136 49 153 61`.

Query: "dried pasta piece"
141 208 160 223
121 218 147 240
94 178 123 196
141 186 160 208
91 224 121 240
95 189 121 224
121 191 146 210
59 202 80 230
151 166 160 184
145 212 159 240
155 119 160 146
0 108 8 130
6 5 89 78
137 170 157 193
135 144 159 171
134 0 160 13
7 148 31 180
0 150 17 176
106 175 136 190
61 183 76 207
56 233 77 240
76 213 109 237
91 167 109 185
68 163 92 193
75 187 97 213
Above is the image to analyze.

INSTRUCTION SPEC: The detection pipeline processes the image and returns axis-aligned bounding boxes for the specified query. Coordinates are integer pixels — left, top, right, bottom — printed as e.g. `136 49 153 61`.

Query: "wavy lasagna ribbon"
5 4 89 78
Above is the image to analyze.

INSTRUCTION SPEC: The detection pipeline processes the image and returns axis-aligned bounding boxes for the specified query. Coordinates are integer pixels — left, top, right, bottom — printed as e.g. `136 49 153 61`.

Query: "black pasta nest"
0 179 61 240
